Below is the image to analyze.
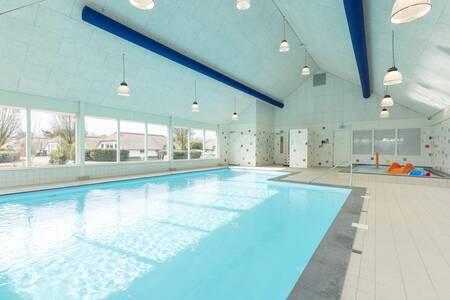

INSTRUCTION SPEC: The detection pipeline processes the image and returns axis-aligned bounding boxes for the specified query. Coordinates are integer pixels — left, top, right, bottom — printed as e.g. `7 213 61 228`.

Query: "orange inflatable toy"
387 162 401 173
387 162 415 174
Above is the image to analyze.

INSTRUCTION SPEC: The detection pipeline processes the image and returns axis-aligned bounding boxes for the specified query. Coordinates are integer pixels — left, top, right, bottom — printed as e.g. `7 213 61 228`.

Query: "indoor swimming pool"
0 168 350 300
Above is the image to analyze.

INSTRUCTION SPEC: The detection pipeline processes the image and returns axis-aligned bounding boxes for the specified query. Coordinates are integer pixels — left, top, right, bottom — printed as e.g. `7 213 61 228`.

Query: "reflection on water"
0 170 281 299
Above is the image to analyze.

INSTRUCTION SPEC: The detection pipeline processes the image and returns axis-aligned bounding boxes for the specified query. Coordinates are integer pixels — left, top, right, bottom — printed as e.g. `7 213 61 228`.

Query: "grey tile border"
270 175 366 300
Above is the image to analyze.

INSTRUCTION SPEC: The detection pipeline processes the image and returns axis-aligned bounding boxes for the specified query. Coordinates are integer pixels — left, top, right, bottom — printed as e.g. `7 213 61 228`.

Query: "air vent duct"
313 73 327 86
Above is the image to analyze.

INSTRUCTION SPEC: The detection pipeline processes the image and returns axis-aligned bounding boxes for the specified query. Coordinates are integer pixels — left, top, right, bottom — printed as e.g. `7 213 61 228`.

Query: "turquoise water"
0 168 350 300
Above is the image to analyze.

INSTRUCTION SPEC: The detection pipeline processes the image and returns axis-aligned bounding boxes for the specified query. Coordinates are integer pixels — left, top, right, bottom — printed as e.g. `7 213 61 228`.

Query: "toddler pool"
0 168 350 300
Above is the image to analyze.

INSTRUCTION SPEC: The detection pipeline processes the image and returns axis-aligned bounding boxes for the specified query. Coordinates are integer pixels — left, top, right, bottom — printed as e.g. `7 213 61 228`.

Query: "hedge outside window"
85 116 118 163
190 129 204 159
31 110 77 166
173 127 188 160
0 106 26 168
120 120 145 162
204 130 217 159
147 123 168 161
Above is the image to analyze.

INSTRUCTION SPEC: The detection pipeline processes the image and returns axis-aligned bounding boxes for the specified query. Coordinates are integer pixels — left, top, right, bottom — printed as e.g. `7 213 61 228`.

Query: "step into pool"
0 168 351 300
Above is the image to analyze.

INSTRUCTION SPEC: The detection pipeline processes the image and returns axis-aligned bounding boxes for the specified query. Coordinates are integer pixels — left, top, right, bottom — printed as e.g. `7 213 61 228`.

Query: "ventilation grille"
313 73 327 86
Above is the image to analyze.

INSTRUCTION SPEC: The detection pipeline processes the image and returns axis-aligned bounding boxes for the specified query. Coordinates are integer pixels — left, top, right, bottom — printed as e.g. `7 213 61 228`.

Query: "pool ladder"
308 160 353 187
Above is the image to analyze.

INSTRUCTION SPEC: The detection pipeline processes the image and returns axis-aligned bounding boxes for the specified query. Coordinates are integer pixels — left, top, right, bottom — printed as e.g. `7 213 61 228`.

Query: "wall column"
78 101 85 176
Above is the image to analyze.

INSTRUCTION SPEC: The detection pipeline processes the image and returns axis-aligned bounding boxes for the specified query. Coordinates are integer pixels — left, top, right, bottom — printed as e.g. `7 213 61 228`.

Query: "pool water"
0 169 350 300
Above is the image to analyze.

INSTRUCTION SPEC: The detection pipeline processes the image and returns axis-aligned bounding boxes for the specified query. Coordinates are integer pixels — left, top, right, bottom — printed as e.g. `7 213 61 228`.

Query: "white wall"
0 90 222 188
275 73 432 167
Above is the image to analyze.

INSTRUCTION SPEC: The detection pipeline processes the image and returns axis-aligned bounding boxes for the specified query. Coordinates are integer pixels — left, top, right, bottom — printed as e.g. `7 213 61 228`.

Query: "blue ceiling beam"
343 0 370 98
81 6 284 108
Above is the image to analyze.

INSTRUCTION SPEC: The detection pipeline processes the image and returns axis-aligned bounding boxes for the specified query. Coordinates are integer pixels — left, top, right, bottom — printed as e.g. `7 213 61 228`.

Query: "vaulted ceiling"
0 0 449 122
277 0 450 117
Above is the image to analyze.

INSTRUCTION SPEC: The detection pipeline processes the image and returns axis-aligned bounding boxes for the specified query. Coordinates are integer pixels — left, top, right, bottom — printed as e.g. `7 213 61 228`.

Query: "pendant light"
302 48 311 76
384 31 402 86
129 0 155 10
117 52 131 97
381 95 394 107
380 108 390 118
236 0 250 10
232 97 239 121
391 0 432 24
279 17 289 53
191 80 200 112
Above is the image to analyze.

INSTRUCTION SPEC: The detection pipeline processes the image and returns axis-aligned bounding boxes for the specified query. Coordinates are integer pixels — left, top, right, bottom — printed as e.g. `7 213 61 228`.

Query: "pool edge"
273 180 365 300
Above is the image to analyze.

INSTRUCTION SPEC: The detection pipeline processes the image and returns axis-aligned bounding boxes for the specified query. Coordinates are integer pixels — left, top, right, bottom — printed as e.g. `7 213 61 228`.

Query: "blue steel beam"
343 0 371 98
81 6 284 108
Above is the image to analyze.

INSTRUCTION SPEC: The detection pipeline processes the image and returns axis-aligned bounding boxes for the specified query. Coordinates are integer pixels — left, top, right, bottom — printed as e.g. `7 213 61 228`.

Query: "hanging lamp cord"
392 30 396 67
283 17 286 40
304 49 307 65
194 80 197 101
0 0 47 16
122 52 126 82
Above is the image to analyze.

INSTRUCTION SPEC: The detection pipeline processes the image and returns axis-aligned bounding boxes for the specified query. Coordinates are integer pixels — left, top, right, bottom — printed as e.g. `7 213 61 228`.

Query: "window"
204 130 218 159
398 128 421 156
31 110 77 166
190 129 204 159
353 130 372 155
120 120 145 162
173 127 188 160
0 106 26 168
85 116 117 163
374 129 396 155
147 124 168 161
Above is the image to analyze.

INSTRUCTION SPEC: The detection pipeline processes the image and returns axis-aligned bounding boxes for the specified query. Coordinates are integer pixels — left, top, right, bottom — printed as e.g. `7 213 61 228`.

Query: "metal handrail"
309 160 353 187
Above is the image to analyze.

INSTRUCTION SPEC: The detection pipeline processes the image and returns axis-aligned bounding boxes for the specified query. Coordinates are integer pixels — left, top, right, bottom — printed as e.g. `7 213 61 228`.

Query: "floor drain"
352 249 363 255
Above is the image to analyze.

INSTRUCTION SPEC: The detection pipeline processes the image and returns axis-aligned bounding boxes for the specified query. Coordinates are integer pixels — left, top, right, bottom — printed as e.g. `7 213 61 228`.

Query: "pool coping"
270 174 366 300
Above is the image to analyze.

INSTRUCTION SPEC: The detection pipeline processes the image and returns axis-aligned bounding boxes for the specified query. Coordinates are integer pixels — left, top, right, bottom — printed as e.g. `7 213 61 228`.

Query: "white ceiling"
277 0 450 117
0 0 449 121
0 0 318 124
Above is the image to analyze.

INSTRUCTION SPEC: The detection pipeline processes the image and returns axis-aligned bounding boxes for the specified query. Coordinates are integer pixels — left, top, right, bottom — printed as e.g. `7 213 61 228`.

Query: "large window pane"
0 106 26 168
353 130 372 155
85 116 117 163
120 120 145 162
31 111 77 166
190 129 204 159
147 124 168 161
374 129 396 155
398 128 421 156
173 127 188 160
204 130 217 159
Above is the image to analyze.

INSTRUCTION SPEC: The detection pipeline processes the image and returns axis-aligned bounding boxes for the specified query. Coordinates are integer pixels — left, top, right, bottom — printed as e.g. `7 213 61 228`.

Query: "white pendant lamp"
302 48 311 76
380 108 390 118
236 0 250 10
279 17 289 52
391 0 432 24
232 97 239 121
191 80 200 112
129 0 155 10
117 53 131 97
381 94 394 107
384 31 402 86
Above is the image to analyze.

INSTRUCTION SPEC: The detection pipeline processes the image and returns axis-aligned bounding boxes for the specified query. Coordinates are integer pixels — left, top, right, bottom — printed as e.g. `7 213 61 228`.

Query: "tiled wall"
430 120 450 174
308 127 334 167
0 159 222 189
255 129 275 166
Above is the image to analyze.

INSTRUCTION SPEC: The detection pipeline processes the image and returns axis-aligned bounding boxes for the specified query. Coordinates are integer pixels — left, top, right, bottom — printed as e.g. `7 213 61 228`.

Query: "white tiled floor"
280 167 450 300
